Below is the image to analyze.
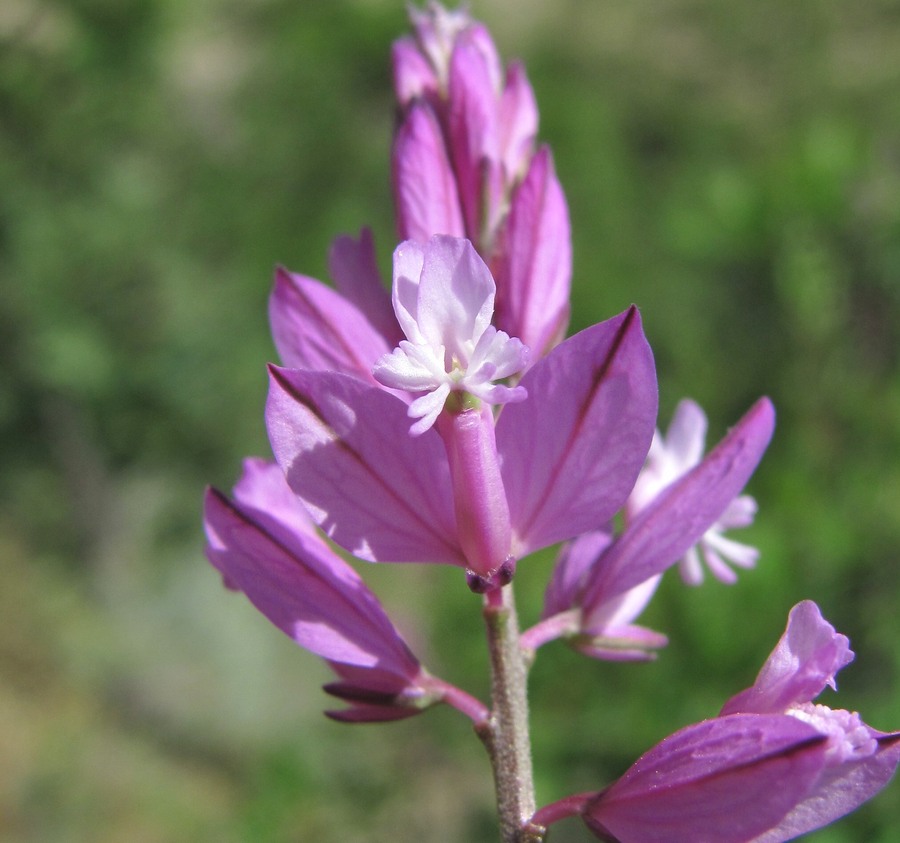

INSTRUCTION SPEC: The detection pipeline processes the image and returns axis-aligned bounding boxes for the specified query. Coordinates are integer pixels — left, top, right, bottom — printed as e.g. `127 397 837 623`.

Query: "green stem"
479 584 546 843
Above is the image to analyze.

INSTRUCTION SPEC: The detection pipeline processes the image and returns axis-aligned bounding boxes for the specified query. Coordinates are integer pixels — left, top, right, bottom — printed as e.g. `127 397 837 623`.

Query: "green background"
2 0 899 840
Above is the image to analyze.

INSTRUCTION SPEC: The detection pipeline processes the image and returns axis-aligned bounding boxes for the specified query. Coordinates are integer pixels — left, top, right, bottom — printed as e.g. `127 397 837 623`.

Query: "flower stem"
479 583 546 843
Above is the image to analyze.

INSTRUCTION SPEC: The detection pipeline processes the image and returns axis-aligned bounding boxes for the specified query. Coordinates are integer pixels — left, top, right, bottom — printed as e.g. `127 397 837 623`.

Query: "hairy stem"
479 584 546 843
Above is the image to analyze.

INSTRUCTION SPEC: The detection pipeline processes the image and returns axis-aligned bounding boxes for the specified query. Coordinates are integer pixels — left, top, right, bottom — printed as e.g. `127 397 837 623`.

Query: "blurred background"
2 0 899 840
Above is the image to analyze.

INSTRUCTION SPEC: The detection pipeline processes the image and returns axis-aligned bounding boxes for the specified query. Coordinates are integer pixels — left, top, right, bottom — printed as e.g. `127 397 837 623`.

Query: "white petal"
392 241 426 343
408 382 451 435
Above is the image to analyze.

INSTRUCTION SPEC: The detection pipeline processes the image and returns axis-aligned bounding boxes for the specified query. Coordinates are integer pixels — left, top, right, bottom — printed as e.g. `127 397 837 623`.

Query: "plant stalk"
479 584 546 843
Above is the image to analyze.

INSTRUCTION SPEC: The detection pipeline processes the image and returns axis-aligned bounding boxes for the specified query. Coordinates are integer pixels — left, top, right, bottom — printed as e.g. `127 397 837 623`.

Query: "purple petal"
269 267 390 381
584 714 827 843
203 460 420 677
447 29 499 240
328 228 401 348
393 102 466 244
494 147 571 358
581 397 775 619
721 600 855 716
749 730 900 842
497 307 658 557
266 366 463 566
543 530 613 618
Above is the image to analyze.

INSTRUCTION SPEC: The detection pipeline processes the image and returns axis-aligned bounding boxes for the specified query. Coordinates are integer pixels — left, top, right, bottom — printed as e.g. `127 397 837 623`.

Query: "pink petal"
203 461 420 676
328 228 401 347
265 366 463 566
497 307 657 557
493 147 571 358
393 102 466 244
499 61 538 181
582 397 775 619
584 715 827 843
269 267 390 382
392 36 438 105
721 600 855 717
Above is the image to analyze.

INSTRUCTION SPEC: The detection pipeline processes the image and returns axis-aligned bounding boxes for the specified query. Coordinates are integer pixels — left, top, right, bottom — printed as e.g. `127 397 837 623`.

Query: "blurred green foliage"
1 0 899 841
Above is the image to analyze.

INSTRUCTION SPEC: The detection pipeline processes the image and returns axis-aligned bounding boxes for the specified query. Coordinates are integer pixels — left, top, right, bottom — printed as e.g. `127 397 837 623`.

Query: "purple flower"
720 601 900 841
266 234 657 583
534 602 899 841
392 3 570 359
524 398 775 659
203 458 482 722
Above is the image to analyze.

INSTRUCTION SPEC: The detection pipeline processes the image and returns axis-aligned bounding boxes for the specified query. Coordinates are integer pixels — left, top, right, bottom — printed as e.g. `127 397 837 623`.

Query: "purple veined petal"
583 714 828 843
392 36 438 105
497 307 658 558
328 228 401 348
499 61 538 183
393 102 466 245
202 461 422 676
581 397 775 621
448 28 499 242
748 730 900 843
493 146 571 359
543 530 613 618
721 600 855 717
269 267 391 382
266 366 463 566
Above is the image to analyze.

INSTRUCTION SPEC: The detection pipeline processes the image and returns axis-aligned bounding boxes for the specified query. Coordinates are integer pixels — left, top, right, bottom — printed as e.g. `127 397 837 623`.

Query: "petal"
328 228 401 348
392 240 427 343
392 36 438 105
499 61 538 181
581 397 775 618
497 307 658 557
416 235 496 356
203 463 420 677
392 102 466 244
266 366 463 565
493 147 572 358
543 530 614 617
269 267 390 381
448 29 499 239
721 600 855 716
584 715 828 843
748 731 900 843
665 398 708 469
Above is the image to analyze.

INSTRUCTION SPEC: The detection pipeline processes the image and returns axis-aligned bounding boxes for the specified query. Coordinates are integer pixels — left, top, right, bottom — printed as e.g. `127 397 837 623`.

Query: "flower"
524 398 775 659
373 235 528 435
533 602 899 841
720 601 900 841
392 2 570 359
265 235 657 583
629 399 761 585
203 458 468 722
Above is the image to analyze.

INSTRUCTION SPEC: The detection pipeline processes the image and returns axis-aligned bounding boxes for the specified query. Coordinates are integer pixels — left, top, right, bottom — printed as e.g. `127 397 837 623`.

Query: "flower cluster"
203 4 898 841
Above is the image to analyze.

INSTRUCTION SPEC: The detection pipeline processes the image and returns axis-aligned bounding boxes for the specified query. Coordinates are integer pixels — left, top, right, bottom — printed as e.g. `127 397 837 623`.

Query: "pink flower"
533 602 899 841
524 398 775 659
203 458 485 722
266 234 657 584
392 3 570 359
